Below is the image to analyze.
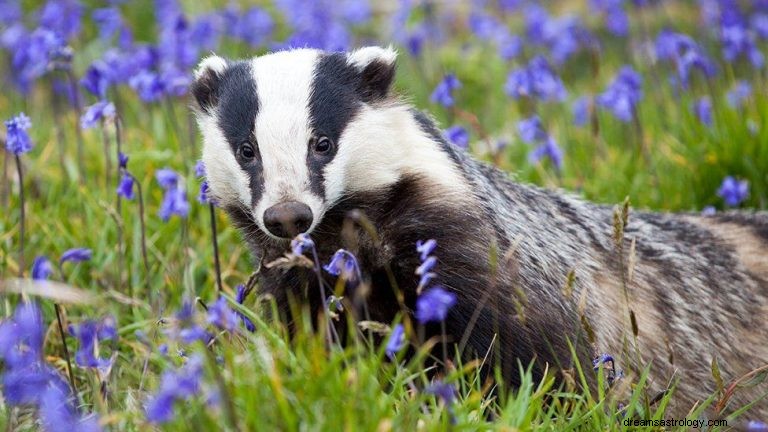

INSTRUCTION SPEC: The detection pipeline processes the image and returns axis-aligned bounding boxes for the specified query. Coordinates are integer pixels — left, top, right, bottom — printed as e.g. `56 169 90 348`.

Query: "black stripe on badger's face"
307 53 363 198
215 61 264 207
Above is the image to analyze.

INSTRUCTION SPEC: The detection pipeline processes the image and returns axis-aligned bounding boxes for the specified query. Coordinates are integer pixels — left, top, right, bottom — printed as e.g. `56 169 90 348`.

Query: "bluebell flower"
31 256 54 280
159 187 190 221
156 168 179 189
720 8 764 68
118 152 128 169
160 67 191 97
597 66 642 122
444 125 469 149
80 61 110 99
291 233 315 256
592 353 614 370
572 96 589 127
324 249 361 284
415 286 457 323
235 285 256 332
80 100 116 129
194 160 206 178
529 137 564 171
145 354 204 424
5 113 33 155
726 80 751 108
39 385 101 432
424 380 456 405
701 206 716 216
70 318 117 371
753 14 768 39
517 116 548 144
385 324 405 359
693 97 713 127
654 30 716 87
207 297 239 332
197 181 210 204
12 28 69 91
0 302 45 369
60 248 92 264
171 301 210 344
717 176 749 207
415 239 437 262
92 7 123 42
415 256 437 288
747 420 768 432
229 6 274 47
3 364 70 406
524 6 593 65
495 31 522 61
117 174 135 200
129 70 164 102
39 0 84 40
505 56 567 102
430 74 461 107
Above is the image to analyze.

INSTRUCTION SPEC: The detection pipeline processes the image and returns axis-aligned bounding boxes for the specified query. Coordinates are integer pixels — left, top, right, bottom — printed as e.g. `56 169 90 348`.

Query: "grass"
1 0 767 430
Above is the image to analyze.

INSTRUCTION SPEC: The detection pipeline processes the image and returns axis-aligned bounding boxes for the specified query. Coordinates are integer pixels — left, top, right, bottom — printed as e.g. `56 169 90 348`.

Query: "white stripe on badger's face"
250 49 325 239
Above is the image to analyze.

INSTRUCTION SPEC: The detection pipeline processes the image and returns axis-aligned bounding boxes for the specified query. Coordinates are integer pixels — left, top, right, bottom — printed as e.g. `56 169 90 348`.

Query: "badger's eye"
313 136 333 154
239 142 256 161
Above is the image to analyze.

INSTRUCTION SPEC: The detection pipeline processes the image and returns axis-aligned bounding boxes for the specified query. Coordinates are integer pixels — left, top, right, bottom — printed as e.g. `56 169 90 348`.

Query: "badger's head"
193 46 468 246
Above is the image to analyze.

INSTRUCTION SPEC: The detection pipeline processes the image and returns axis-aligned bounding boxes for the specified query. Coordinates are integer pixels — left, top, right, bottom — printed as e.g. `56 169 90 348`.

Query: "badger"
191 46 768 417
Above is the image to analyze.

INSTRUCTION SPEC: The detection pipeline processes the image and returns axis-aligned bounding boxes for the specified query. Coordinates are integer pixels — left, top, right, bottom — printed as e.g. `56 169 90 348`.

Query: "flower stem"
209 203 223 294
114 118 124 295
203 347 240 431
128 173 151 306
14 155 24 277
54 302 78 401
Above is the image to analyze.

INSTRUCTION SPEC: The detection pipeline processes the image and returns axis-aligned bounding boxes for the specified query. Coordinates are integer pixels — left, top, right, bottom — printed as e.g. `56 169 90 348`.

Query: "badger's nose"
263 201 313 239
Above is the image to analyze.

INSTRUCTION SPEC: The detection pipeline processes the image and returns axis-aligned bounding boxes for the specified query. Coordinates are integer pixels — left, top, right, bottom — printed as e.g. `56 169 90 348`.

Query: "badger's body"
192 47 768 416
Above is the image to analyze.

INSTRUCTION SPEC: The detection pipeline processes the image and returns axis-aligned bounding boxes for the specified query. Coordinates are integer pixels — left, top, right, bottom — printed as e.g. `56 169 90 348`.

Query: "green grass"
1 1 767 430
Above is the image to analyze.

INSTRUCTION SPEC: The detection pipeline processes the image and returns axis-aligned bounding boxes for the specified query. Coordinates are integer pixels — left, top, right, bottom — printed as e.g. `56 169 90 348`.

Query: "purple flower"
572 96 589 127
443 125 469 149
415 239 437 262
693 97 713 127
291 233 315 256
92 7 123 42
727 80 751 107
39 385 101 432
597 66 642 122
194 160 206 178
39 0 84 40
229 6 274 47
701 206 717 216
424 380 456 405
12 28 69 91
171 301 210 344
80 61 110 99
0 302 45 369
415 286 456 323
720 8 764 68
70 317 117 371
529 137 564 171
80 100 116 129
753 14 768 39
118 152 128 169
129 70 164 102
156 168 179 189
197 181 210 204
747 420 768 432
385 324 405 359
235 285 255 332
117 174 135 200
654 30 716 87
159 187 190 221
5 113 33 155
31 256 54 280
430 74 461 107
324 249 361 284
517 116 548 144
60 248 92 264
145 355 204 424
524 6 593 64
717 176 749 207
592 353 614 370
207 297 239 332
505 56 567 102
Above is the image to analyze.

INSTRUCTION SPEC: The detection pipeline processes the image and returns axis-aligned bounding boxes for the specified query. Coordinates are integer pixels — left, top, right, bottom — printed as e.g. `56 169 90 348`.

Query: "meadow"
1 0 767 430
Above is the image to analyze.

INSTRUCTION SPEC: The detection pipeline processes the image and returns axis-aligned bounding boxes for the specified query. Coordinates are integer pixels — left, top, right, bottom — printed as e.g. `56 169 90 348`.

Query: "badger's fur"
192 47 768 416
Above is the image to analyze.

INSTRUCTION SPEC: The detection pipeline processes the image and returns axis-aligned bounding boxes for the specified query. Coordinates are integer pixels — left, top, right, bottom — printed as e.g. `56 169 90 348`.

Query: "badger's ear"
191 55 228 114
347 46 397 102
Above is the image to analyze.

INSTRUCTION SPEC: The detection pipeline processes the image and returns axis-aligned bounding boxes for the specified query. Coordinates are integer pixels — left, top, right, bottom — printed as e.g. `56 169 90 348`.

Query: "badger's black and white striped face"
191 47 400 240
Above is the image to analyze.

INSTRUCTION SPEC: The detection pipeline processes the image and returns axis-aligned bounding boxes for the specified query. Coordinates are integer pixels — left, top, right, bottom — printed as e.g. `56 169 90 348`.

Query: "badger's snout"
263 201 314 239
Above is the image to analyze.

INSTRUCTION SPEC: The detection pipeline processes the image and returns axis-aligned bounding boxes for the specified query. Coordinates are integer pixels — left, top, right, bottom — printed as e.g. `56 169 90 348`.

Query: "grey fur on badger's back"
191 46 768 416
